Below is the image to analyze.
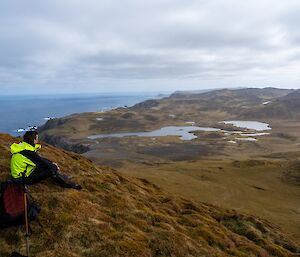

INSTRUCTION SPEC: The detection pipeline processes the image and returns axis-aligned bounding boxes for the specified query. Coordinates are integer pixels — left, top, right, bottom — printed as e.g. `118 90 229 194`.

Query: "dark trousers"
19 158 75 188
23 162 54 185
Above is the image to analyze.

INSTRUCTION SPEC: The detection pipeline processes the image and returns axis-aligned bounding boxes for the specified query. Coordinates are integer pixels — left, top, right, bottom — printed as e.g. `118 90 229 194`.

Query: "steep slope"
0 134 299 257
239 90 300 119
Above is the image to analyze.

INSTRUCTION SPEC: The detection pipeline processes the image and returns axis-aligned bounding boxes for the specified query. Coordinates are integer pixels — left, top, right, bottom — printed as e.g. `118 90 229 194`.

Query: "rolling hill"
240 90 300 119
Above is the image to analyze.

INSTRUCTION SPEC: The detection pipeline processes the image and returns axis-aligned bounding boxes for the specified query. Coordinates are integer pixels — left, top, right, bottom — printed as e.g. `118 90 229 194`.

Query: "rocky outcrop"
131 99 160 110
40 133 90 154
39 117 69 130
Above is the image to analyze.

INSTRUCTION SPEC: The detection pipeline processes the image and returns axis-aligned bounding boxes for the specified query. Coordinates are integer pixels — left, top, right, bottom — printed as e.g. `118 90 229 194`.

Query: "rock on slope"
0 134 299 257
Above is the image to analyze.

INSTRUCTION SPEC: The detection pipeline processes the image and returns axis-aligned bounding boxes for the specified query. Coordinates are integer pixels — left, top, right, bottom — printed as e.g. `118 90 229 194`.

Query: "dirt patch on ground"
137 143 222 161
232 160 268 168
282 161 300 186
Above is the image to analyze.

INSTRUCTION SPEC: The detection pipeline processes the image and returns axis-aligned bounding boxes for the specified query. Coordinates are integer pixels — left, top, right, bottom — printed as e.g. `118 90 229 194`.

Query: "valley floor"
83 119 300 241
118 158 300 241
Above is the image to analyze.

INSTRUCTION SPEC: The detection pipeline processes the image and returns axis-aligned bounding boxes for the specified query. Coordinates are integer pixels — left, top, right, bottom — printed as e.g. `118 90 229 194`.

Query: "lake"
88 126 221 141
222 120 271 131
88 120 272 142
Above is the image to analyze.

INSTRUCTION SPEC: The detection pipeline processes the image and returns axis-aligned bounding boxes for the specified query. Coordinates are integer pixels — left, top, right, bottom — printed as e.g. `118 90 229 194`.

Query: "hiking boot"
62 181 82 190
52 171 82 190
73 184 82 190
52 171 72 181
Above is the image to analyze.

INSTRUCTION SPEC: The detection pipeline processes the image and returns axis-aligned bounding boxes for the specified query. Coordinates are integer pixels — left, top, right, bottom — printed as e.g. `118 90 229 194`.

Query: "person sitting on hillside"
10 130 82 190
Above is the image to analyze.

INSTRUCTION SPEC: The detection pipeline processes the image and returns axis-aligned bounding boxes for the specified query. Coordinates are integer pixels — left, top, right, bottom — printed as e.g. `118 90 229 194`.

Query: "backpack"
0 181 41 228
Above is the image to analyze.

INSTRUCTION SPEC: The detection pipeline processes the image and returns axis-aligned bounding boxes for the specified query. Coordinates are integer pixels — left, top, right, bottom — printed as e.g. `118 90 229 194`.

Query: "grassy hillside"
239 90 300 119
0 134 299 257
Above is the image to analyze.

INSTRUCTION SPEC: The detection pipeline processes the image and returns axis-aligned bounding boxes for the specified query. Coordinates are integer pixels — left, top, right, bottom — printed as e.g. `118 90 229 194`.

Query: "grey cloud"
0 0 299 94
279 7 300 45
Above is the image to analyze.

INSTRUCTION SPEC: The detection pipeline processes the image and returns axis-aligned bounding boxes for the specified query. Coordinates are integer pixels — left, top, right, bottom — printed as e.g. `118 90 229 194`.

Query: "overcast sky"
0 0 299 94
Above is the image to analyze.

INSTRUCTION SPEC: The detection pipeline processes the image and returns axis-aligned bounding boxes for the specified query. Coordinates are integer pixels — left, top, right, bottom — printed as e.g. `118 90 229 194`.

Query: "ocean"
0 93 162 136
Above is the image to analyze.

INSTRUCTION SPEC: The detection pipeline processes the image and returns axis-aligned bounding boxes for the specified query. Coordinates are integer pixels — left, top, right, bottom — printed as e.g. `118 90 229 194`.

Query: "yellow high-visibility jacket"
10 142 41 178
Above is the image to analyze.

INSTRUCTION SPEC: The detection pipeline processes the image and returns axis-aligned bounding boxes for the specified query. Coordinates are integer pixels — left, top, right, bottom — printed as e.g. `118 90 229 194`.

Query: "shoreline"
0 92 164 136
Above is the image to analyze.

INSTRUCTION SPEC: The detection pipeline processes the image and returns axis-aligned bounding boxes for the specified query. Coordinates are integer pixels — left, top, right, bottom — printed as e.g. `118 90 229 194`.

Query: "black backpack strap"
10 251 28 257
19 150 52 169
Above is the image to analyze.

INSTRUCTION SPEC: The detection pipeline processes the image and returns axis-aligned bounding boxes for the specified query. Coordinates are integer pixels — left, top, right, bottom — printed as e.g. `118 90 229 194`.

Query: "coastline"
0 92 165 136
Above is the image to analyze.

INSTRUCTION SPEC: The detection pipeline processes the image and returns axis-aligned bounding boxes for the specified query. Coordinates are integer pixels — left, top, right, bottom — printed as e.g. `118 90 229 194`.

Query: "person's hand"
53 162 60 170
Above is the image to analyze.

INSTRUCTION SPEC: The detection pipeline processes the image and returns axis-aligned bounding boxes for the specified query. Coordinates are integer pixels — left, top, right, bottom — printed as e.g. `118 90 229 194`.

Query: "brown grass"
0 133 299 257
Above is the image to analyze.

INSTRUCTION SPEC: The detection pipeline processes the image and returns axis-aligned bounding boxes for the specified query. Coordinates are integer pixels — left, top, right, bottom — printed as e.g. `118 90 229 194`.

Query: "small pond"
88 126 221 141
222 121 271 131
